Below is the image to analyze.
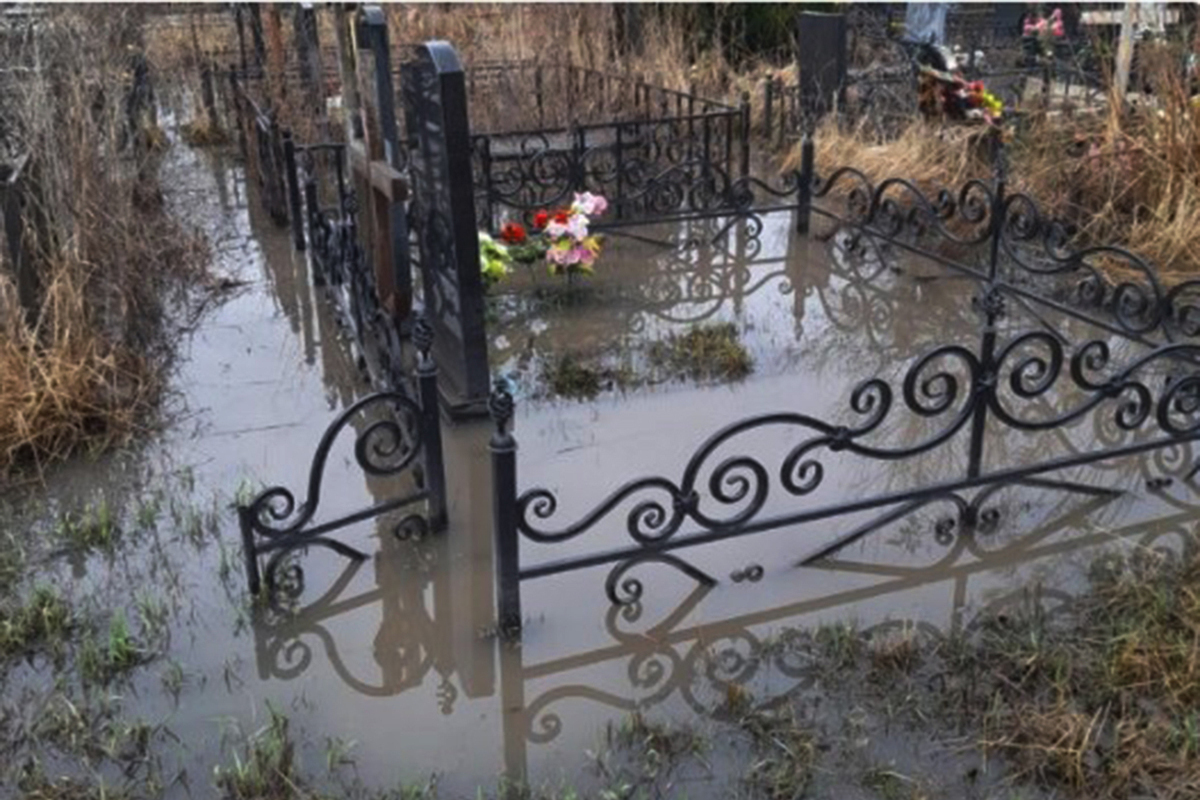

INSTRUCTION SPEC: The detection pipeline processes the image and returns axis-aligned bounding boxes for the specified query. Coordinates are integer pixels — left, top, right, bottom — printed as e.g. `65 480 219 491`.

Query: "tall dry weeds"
798 35 1200 278
0 7 208 482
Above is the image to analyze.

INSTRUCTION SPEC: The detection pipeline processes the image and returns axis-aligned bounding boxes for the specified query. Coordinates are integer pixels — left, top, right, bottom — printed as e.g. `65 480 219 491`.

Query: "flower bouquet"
538 192 607 279
1022 7 1064 63
481 192 609 293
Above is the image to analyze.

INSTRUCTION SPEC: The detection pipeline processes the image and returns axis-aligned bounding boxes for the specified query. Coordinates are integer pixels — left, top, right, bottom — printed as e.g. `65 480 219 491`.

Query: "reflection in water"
208 169 1200 796
251 420 1199 788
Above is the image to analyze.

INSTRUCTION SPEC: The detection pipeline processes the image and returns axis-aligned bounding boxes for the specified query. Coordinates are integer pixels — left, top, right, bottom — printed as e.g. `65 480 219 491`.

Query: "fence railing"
463 61 736 136
485 135 1200 633
238 319 447 596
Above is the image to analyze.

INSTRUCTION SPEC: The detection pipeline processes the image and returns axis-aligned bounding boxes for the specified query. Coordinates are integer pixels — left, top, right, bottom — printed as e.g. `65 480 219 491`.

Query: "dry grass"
974 548 1200 799
0 7 209 482
797 37 1200 278
151 5 1196 279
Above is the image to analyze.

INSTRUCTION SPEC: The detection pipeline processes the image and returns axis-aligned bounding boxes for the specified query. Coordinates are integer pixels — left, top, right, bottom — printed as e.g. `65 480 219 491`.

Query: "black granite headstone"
401 42 489 416
798 12 848 121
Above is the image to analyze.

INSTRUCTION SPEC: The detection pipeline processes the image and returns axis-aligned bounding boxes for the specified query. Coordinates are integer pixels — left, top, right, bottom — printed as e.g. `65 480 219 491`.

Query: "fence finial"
413 314 434 360
489 379 515 439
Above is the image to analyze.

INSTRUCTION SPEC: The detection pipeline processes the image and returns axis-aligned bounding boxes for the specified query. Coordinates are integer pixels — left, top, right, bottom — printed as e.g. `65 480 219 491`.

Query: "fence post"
415 318 448 533
797 131 814 235
267 115 288 225
775 78 786 149
987 132 1006 283
283 130 306 250
234 5 248 76
490 382 522 636
535 64 544 126
571 123 586 194
229 67 248 161
301 152 325 286
200 59 221 132
238 505 262 596
763 78 774 142
479 135 495 231
615 123 625 221
738 91 751 179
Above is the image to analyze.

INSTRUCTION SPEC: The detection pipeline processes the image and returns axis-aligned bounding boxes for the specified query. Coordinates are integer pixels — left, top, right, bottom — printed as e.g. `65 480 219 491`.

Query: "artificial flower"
478 231 512 287
500 221 526 244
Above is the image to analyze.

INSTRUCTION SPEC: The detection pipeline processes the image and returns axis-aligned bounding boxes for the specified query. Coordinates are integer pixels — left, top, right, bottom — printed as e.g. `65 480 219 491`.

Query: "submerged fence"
225 6 1200 641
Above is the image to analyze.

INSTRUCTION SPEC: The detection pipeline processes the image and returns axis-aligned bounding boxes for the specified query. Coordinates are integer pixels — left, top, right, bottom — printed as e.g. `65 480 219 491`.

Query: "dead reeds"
0 7 208 482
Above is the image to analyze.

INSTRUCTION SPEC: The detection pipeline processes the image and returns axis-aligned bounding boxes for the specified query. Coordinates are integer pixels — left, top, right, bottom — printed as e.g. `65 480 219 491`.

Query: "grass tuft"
0 586 74 660
647 322 754 383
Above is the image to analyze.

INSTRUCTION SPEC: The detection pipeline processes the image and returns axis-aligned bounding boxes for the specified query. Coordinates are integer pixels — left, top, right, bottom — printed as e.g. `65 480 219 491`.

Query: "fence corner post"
282 130 306 251
415 317 448 533
489 381 522 637
797 128 815 235
238 504 262 596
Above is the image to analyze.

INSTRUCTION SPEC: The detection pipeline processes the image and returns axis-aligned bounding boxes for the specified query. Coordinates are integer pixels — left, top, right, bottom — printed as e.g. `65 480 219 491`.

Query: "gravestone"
797 12 847 121
401 42 489 417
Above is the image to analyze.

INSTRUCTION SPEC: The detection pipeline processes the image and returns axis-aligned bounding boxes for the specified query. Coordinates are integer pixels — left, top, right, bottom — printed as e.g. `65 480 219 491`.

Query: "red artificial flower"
500 221 527 244
532 210 549 230
553 209 570 225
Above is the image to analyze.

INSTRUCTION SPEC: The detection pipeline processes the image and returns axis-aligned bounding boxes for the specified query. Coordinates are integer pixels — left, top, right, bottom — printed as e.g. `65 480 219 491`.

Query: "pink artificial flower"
566 213 589 242
1023 19 1037 35
1051 18 1064 37
545 220 569 239
572 192 608 216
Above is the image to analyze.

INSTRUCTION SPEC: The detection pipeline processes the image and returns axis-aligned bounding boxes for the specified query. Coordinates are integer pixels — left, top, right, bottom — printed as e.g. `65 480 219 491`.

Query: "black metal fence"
229 69 289 226
463 63 753 232
225 8 1200 637
486 136 1200 633
237 319 447 596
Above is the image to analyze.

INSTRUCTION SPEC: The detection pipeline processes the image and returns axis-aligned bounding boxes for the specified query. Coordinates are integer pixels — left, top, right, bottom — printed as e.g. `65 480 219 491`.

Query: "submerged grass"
214 705 307 800
648 322 754 383
739 706 819 800
0 586 73 660
539 353 636 401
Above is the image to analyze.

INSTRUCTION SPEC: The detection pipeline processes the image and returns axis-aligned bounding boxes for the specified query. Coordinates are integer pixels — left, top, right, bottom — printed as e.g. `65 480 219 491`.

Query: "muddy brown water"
2 133 1197 799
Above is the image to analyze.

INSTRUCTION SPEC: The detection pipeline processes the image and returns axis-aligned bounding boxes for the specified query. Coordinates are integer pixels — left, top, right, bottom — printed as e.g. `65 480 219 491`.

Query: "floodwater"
3 132 1198 799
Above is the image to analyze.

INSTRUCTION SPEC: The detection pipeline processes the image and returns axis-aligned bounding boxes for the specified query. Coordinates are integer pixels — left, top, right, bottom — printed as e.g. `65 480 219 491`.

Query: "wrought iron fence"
229 68 289 226
237 319 447 596
463 61 736 135
486 136 1200 634
463 64 753 232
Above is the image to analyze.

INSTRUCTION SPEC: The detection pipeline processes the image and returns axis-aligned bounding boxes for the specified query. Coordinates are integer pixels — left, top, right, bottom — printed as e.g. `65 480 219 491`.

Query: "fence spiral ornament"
604 552 717 607
246 393 424 538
